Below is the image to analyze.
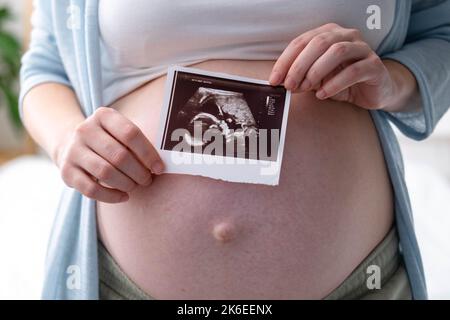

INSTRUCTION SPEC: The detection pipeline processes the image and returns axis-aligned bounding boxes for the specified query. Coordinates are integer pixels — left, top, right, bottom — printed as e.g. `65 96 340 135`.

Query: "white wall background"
398 114 450 180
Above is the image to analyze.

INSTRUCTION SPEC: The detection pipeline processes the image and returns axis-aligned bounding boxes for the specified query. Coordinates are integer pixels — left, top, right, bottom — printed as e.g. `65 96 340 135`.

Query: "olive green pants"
98 227 411 300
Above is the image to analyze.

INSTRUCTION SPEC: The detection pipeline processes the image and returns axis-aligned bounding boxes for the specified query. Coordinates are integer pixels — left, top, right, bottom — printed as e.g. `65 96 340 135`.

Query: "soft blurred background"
0 0 449 300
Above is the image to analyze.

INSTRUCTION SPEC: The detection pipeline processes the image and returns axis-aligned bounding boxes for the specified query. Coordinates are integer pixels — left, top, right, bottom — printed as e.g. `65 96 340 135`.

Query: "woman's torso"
96 1 396 299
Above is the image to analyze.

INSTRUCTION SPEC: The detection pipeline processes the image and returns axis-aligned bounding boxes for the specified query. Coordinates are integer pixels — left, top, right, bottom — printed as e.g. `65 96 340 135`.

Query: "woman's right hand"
55 107 164 203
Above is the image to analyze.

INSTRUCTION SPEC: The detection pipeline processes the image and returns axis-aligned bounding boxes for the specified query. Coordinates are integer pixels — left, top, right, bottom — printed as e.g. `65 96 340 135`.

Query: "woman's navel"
212 221 237 243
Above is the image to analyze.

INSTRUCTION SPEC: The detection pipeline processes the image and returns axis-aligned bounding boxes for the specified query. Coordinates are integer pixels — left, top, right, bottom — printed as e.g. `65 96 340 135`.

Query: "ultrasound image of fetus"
176 88 259 151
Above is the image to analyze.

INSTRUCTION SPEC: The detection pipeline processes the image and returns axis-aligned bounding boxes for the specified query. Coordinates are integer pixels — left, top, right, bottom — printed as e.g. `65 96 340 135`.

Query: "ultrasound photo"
160 68 287 161
157 65 291 185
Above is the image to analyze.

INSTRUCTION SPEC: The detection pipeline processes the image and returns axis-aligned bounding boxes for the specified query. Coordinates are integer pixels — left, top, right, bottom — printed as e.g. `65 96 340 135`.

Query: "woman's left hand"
269 23 398 110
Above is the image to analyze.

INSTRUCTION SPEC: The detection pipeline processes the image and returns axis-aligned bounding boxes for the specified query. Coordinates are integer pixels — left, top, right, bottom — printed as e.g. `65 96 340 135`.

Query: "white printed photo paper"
157 65 291 185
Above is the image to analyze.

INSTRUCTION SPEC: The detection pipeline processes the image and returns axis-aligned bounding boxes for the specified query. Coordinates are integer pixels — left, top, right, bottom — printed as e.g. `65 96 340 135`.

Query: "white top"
99 0 396 106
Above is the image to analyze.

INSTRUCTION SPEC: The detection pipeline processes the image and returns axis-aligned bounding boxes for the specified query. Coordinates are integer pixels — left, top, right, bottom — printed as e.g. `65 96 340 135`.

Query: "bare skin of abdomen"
96 59 394 299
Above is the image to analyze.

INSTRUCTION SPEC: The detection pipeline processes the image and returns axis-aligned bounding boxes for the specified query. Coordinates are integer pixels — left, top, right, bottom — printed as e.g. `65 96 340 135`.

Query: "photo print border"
157 65 292 185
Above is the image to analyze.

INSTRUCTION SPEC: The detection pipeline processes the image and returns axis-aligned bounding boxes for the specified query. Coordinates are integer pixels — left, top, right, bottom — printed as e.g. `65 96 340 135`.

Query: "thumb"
329 88 351 102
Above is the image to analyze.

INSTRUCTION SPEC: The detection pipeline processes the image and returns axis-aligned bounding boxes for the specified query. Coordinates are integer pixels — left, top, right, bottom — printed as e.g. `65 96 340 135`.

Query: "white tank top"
99 0 396 106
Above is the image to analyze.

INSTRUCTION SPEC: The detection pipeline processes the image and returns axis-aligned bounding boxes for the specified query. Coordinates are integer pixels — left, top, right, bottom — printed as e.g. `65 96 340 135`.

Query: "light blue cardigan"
20 0 450 300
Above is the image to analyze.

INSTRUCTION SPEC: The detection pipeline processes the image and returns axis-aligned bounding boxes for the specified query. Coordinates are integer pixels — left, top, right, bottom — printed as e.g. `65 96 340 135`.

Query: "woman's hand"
56 107 164 203
269 23 418 111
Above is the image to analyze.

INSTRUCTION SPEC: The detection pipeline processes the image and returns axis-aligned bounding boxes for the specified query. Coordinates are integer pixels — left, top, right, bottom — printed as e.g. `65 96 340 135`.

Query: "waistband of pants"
98 226 402 300
324 226 401 299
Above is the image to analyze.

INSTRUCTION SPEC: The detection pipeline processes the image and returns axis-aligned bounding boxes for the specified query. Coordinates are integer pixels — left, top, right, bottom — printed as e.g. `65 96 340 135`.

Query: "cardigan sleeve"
381 0 450 140
19 0 72 120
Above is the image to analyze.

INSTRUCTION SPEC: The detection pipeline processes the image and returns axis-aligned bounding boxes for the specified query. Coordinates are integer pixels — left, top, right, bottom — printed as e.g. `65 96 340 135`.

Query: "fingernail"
285 77 298 90
151 161 164 175
269 71 282 85
300 79 311 91
316 89 327 100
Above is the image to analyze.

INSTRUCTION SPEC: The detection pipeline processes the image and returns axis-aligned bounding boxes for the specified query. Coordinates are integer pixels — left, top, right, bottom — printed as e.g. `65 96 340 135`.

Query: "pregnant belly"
96 59 394 299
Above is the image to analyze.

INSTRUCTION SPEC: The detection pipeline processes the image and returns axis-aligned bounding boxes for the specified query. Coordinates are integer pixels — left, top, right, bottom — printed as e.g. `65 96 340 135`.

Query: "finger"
302 41 372 91
329 89 351 102
71 167 129 203
316 58 375 100
96 108 164 174
319 60 353 86
285 29 359 91
84 127 153 186
269 23 338 85
318 65 343 89
77 147 139 193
